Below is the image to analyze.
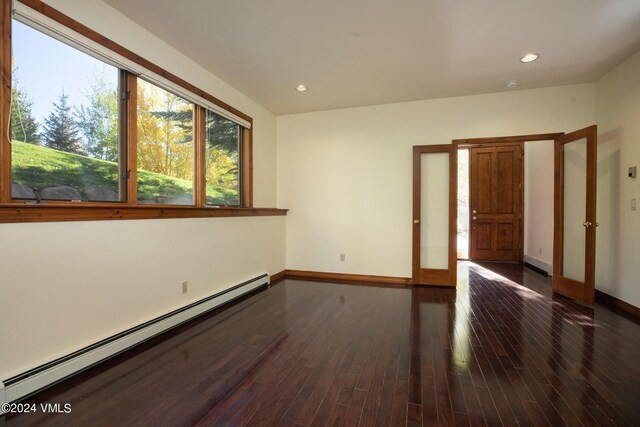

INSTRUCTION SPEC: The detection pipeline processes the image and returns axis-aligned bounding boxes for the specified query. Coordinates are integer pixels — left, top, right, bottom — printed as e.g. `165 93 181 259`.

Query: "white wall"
0 217 285 377
523 141 554 270
0 0 284 379
596 50 640 307
278 84 596 277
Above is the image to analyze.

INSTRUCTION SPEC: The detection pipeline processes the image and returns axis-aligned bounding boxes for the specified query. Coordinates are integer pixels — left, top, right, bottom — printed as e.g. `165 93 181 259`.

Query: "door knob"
413 219 420 224
473 216 477 221
583 221 592 227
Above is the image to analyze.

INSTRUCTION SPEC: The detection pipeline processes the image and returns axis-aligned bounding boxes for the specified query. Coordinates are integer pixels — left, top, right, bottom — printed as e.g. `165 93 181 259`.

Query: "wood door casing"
469 145 523 262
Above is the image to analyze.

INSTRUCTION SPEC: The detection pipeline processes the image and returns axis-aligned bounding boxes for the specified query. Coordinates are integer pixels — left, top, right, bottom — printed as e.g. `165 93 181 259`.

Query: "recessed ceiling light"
506 80 519 89
295 84 308 92
520 53 539 63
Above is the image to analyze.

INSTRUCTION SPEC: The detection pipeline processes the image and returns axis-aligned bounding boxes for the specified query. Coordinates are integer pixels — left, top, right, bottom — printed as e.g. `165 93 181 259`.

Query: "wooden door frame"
453 133 563 262
412 144 457 286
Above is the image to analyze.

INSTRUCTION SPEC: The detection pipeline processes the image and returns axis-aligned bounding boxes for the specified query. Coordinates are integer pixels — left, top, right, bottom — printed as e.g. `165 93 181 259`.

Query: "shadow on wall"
596 127 620 295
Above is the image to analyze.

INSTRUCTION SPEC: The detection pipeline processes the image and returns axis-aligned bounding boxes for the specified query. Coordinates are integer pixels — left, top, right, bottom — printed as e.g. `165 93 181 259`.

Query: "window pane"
137 79 194 205
11 20 121 202
205 110 240 206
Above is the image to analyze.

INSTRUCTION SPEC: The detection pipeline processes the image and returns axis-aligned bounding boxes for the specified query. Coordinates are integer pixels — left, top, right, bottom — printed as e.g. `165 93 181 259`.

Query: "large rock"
11 183 36 199
40 186 82 201
152 195 194 205
85 187 119 202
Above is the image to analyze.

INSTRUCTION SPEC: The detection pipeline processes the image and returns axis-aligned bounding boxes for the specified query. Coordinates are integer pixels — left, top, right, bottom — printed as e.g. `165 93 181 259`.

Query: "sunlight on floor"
462 261 597 327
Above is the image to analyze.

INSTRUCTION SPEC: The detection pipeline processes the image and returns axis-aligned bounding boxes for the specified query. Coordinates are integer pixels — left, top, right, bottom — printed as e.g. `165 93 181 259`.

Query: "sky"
12 19 119 124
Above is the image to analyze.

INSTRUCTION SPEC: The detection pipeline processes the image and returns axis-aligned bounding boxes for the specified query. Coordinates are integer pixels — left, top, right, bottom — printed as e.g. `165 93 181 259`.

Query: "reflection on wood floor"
4 262 640 426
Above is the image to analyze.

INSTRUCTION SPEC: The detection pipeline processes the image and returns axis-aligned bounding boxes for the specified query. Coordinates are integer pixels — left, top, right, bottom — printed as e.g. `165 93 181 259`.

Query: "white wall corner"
523 255 552 276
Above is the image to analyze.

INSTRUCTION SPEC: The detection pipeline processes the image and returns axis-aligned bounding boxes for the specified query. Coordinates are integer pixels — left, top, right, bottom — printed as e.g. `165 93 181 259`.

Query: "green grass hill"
11 140 238 205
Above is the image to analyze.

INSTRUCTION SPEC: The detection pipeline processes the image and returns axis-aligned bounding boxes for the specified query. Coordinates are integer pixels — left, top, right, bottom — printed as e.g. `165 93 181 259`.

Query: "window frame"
0 0 280 222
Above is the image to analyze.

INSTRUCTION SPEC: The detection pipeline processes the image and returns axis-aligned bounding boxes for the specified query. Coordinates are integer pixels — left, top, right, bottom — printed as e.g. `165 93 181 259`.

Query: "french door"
412 145 457 286
553 125 597 304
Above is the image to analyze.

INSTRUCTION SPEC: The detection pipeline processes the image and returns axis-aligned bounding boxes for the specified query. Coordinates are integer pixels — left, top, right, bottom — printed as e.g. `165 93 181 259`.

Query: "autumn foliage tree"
76 73 119 161
137 80 193 180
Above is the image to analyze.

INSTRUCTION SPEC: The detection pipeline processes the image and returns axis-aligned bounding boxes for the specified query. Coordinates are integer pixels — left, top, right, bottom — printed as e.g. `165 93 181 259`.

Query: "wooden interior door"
412 145 457 286
469 145 523 261
553 126 597 305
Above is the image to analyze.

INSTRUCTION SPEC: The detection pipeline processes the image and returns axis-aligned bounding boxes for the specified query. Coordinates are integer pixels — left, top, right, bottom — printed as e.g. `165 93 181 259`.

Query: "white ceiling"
103 0 640 115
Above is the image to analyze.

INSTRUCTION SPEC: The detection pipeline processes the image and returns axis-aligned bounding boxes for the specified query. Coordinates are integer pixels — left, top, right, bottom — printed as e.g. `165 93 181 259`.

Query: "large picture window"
0 0 271 223
11 19 122 202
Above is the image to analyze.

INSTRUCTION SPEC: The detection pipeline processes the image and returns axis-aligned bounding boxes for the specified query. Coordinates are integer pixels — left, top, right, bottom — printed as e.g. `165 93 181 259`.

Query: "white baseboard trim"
0 273 269 412
523 255 552 276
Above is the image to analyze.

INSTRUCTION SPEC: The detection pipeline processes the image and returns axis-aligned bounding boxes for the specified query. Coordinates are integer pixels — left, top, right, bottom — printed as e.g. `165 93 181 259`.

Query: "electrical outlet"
182 281 188 294
340 253 346 261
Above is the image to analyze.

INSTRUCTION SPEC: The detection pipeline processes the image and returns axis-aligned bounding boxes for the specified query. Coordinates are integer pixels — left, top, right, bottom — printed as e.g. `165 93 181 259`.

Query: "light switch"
632 198 637 211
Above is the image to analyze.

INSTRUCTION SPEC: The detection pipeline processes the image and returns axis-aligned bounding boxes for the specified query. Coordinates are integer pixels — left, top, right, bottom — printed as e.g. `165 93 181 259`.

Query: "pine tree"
11 85 40 144
205 111 239 153
41 92 85 155
205 111 239 188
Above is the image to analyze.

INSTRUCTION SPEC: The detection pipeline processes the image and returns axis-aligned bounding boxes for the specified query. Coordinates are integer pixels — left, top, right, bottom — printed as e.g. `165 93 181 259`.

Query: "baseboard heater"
0 273 270 411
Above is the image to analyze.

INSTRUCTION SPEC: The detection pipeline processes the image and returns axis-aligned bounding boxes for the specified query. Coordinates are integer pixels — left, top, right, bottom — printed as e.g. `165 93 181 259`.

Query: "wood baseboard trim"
595 289 640 322
270 270 286 286
523 262 549 277
284 269 411 288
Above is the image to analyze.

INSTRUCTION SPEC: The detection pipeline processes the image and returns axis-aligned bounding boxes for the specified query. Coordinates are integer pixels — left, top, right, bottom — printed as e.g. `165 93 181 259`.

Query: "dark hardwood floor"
3 262 640 426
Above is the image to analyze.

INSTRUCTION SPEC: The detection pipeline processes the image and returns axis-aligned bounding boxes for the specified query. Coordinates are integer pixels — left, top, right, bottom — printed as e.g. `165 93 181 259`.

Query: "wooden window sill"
0 203 287 223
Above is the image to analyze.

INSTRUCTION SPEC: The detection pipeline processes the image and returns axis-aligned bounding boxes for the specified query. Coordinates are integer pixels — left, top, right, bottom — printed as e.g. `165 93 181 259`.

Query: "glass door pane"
562 138 587 282
420 152 449 269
